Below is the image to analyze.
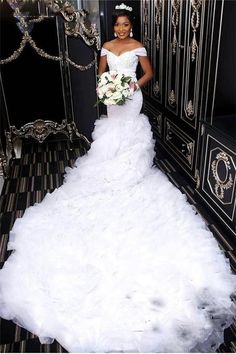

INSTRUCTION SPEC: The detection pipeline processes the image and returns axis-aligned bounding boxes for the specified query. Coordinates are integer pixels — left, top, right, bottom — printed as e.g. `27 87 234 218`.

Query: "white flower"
122 89 130 98
104 98 115 105
106 90 113 98
100 85 109 94
96 71 133 106
97 89 103 99
106 83 116 91
100 76 108 85
112 91 123 100
109 70 117 77
107 72 118 81
115 84 124 91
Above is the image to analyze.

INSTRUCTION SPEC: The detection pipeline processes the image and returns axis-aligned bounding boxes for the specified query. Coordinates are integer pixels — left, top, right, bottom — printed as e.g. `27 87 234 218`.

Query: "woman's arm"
136 56 153 89
98 42 109 76
98 55 108 76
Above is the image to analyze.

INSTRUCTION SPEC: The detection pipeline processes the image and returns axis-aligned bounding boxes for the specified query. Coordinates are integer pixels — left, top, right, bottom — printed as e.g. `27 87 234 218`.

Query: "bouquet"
95 71 136 106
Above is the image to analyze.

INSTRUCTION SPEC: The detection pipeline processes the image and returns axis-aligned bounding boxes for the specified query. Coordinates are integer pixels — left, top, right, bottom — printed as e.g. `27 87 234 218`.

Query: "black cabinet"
141 0 209 181
141 0 236 237
198 125 236 235
196 0 236 237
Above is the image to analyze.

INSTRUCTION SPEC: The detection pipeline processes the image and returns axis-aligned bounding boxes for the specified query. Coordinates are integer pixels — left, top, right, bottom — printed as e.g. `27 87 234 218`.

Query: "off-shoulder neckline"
103 47 145 57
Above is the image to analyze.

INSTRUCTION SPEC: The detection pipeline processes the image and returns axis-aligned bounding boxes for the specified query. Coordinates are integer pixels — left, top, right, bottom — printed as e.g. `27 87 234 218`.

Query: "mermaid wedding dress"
0 47 235 353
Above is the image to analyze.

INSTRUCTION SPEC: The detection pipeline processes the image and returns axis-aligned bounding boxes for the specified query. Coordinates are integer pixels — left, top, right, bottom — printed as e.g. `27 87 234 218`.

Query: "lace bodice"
101 47 147 79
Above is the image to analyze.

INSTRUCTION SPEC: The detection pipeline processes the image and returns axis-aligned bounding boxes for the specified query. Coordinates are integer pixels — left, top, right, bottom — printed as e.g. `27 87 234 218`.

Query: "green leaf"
116 99 125 105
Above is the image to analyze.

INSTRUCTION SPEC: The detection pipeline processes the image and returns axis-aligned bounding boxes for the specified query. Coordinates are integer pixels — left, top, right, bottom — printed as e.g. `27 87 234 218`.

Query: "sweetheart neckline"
106 47 144 57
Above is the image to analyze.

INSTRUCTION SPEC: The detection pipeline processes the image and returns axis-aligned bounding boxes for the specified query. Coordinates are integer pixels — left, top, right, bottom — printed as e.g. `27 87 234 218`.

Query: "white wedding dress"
0 47 235 353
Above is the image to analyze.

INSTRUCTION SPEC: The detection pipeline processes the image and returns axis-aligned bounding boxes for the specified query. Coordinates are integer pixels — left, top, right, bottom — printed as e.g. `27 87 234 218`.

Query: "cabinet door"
165 0 206 125
195 0 236 236
140 0 152 96
149 0 165 105
197 124 236 236
141 0 209 181
165 0 187 117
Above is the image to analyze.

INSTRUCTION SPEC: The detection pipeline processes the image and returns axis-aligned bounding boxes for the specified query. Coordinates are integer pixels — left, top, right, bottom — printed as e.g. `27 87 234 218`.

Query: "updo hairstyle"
112 8 135 27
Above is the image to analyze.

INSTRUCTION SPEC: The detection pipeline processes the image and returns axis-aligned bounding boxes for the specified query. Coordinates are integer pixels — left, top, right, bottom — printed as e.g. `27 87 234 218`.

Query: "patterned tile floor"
0 137 235 352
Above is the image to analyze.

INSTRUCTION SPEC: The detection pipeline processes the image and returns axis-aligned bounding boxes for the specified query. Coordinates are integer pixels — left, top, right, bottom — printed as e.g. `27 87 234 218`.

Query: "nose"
117 25 125 31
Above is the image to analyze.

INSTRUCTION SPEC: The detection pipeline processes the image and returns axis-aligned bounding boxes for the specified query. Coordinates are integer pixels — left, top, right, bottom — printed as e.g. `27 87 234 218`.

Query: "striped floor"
0 137 235 352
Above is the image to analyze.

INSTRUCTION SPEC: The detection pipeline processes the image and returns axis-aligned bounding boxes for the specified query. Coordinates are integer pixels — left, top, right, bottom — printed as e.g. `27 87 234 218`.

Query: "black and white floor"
0 137 235 353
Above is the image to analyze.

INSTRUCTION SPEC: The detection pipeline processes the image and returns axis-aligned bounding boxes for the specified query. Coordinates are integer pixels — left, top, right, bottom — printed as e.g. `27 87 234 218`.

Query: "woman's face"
114 16 132 40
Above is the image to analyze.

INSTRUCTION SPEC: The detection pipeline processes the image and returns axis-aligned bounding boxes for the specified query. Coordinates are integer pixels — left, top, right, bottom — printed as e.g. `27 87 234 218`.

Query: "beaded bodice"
101 47 147 79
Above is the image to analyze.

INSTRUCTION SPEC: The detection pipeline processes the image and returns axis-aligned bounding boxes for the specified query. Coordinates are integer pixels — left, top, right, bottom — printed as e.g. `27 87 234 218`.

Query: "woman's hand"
134 82 140 91
129 82 140 92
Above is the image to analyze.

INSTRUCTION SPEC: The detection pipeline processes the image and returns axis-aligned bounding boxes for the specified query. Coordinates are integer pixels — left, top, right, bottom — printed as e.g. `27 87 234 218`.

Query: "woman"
0 3 235 353
98 5 153 88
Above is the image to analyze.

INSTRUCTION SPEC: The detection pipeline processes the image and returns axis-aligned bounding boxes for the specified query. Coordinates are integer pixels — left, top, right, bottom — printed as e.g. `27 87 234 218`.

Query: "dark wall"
67 37 98 141
0 74 9 152
0 0 98 141
0 2 66 128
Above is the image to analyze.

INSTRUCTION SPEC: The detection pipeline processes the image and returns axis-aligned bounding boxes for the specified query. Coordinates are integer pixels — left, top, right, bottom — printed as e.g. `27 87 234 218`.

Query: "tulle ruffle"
0 90 235 352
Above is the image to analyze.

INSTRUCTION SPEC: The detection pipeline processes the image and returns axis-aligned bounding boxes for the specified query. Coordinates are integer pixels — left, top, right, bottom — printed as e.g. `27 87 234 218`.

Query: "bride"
0 3 235 353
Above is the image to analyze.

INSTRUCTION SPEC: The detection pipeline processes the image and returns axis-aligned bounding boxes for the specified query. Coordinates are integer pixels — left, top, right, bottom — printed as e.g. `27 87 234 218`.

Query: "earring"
130 29 133 38
114 32 117 37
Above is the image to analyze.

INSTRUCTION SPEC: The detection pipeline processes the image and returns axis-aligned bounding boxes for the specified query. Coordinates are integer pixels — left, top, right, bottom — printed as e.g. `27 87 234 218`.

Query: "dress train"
0 49 235 353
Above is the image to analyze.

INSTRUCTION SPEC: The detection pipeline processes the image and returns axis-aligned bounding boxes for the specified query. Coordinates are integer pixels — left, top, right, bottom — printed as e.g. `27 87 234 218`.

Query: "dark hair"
112 9 135 26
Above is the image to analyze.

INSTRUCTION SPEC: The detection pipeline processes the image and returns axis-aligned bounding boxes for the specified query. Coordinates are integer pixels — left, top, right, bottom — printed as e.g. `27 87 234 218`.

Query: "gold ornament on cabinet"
211 151 234 200
154 0 162 50
153 81 160 97
171 0 180 55
168 90 176 106
190 0 201 61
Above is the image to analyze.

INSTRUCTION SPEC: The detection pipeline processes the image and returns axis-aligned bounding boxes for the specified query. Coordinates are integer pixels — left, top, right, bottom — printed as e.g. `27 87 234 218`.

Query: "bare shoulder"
102 40 115 50
131 40 144 49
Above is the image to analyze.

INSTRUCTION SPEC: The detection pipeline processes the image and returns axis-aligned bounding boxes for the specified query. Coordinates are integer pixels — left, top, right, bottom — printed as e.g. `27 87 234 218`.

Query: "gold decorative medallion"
211 151 233 200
